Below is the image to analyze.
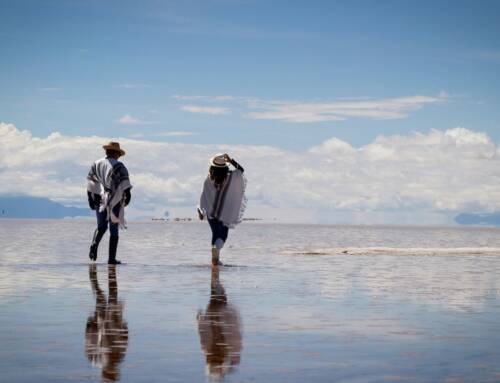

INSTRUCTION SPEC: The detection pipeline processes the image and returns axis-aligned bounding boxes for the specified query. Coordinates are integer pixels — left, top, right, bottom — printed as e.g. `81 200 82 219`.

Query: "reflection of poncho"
197 268 242 379
199 169 247 228
85 265 128 382
87 157 132 229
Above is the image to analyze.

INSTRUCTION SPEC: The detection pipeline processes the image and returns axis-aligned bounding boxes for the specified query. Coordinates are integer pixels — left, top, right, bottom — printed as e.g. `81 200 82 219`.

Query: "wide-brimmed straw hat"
103 141 126 156
210 153 227 168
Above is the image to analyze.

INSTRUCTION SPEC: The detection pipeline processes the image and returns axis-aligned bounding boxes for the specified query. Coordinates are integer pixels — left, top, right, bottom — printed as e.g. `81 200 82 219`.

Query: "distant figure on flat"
198 153 246 266
87 142 132 264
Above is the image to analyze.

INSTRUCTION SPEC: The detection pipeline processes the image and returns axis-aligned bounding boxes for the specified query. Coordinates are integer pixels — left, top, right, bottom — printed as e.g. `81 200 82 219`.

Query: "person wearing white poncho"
198 153 247 266
86 142 132 264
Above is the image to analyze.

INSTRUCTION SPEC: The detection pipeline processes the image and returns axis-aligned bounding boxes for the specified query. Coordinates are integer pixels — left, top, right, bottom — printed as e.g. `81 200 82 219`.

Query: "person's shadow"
85 264 129 382
197 267 242 380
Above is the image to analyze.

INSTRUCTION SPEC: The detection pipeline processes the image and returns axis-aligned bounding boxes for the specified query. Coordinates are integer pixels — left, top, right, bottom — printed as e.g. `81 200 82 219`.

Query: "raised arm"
223 154 244 172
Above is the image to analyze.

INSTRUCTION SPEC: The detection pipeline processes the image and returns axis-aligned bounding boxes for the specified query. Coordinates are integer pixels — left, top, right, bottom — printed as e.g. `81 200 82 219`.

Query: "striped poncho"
199 169 247 228
87 157 132 229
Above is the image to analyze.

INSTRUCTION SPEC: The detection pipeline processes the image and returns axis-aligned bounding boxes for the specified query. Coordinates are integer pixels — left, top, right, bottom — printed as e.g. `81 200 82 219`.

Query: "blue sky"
1 0 499 149
1 1 500 223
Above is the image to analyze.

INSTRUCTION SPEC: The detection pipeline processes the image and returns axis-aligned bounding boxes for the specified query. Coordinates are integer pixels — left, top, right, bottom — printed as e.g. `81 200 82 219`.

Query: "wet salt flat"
1 220 500 382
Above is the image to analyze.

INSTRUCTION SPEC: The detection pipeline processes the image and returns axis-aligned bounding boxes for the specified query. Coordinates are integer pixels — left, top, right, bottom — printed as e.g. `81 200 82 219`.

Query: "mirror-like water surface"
1 220 500 382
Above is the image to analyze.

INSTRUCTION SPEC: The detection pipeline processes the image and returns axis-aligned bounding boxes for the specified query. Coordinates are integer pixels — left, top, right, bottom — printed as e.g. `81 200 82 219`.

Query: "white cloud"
0 122 498 224
118 115 141 124
172 95 206 101
173 93 447 123
116 115 158 125
181 105 230 115
244 94 447 123
173 94 235 102
155 131 197 137
129 131 197 138
213 95 235 101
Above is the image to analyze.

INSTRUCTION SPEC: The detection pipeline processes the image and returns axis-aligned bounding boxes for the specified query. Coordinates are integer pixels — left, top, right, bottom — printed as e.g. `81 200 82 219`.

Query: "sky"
0 0 499 224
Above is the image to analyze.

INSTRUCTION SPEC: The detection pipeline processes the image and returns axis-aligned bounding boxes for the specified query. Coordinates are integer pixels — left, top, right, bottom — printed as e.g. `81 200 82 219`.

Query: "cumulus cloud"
0 122 498 223
181 105 230 115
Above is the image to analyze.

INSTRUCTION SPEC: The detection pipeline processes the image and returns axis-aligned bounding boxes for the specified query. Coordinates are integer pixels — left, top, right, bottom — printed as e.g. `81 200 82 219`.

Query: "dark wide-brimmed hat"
210 153 227 168
103 141 125 156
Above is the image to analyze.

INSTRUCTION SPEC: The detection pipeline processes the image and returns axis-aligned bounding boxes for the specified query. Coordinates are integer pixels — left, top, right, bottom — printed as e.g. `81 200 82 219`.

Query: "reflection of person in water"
197 267 242 380
85 265 128 382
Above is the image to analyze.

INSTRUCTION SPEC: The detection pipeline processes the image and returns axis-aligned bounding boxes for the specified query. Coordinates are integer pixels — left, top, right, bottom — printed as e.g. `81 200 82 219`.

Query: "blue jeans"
96 206 119 237
208 218 228 246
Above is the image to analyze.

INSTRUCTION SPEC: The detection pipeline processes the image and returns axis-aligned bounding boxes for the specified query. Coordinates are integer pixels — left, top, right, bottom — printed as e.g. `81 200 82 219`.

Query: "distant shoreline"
1 217 500 230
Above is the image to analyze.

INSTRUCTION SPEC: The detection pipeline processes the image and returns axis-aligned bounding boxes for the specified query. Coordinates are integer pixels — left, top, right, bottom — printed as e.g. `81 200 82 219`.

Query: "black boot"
89 229 106 261
108 236 121 264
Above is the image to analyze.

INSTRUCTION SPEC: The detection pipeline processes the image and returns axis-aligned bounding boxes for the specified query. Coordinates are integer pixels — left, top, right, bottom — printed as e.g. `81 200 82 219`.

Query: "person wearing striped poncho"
198 153 247 266
87 142 132 264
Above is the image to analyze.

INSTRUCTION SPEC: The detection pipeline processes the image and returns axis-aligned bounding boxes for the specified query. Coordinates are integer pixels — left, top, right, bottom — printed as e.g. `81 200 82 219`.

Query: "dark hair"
209 165 229 186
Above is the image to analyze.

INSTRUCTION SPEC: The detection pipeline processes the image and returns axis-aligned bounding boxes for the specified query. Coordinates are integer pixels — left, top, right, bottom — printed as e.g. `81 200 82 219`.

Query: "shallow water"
1 220 500 382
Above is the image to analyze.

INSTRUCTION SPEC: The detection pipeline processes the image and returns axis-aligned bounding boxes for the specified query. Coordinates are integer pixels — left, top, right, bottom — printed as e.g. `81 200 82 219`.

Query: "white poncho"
87 157 132 229
199 169 247 228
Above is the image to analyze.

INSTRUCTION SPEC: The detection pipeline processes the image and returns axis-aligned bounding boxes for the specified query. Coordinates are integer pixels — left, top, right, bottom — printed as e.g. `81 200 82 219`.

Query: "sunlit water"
1 220 500 382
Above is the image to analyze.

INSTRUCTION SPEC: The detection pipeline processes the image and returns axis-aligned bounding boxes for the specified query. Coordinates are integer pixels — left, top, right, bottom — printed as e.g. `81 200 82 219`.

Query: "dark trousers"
208 218 228 245
96 207 119 237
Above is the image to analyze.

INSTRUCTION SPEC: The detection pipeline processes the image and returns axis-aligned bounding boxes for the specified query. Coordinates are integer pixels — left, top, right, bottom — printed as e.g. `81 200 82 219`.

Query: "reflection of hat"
210 154 227 168
103 142 125 156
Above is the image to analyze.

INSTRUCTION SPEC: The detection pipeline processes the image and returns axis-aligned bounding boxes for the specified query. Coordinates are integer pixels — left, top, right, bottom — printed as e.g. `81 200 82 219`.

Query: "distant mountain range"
0 195 91 219
454 212 500 226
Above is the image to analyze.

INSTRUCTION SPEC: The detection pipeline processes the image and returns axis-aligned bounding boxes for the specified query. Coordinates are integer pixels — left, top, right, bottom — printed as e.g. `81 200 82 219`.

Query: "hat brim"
103 145 125 156
210 159 228 167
